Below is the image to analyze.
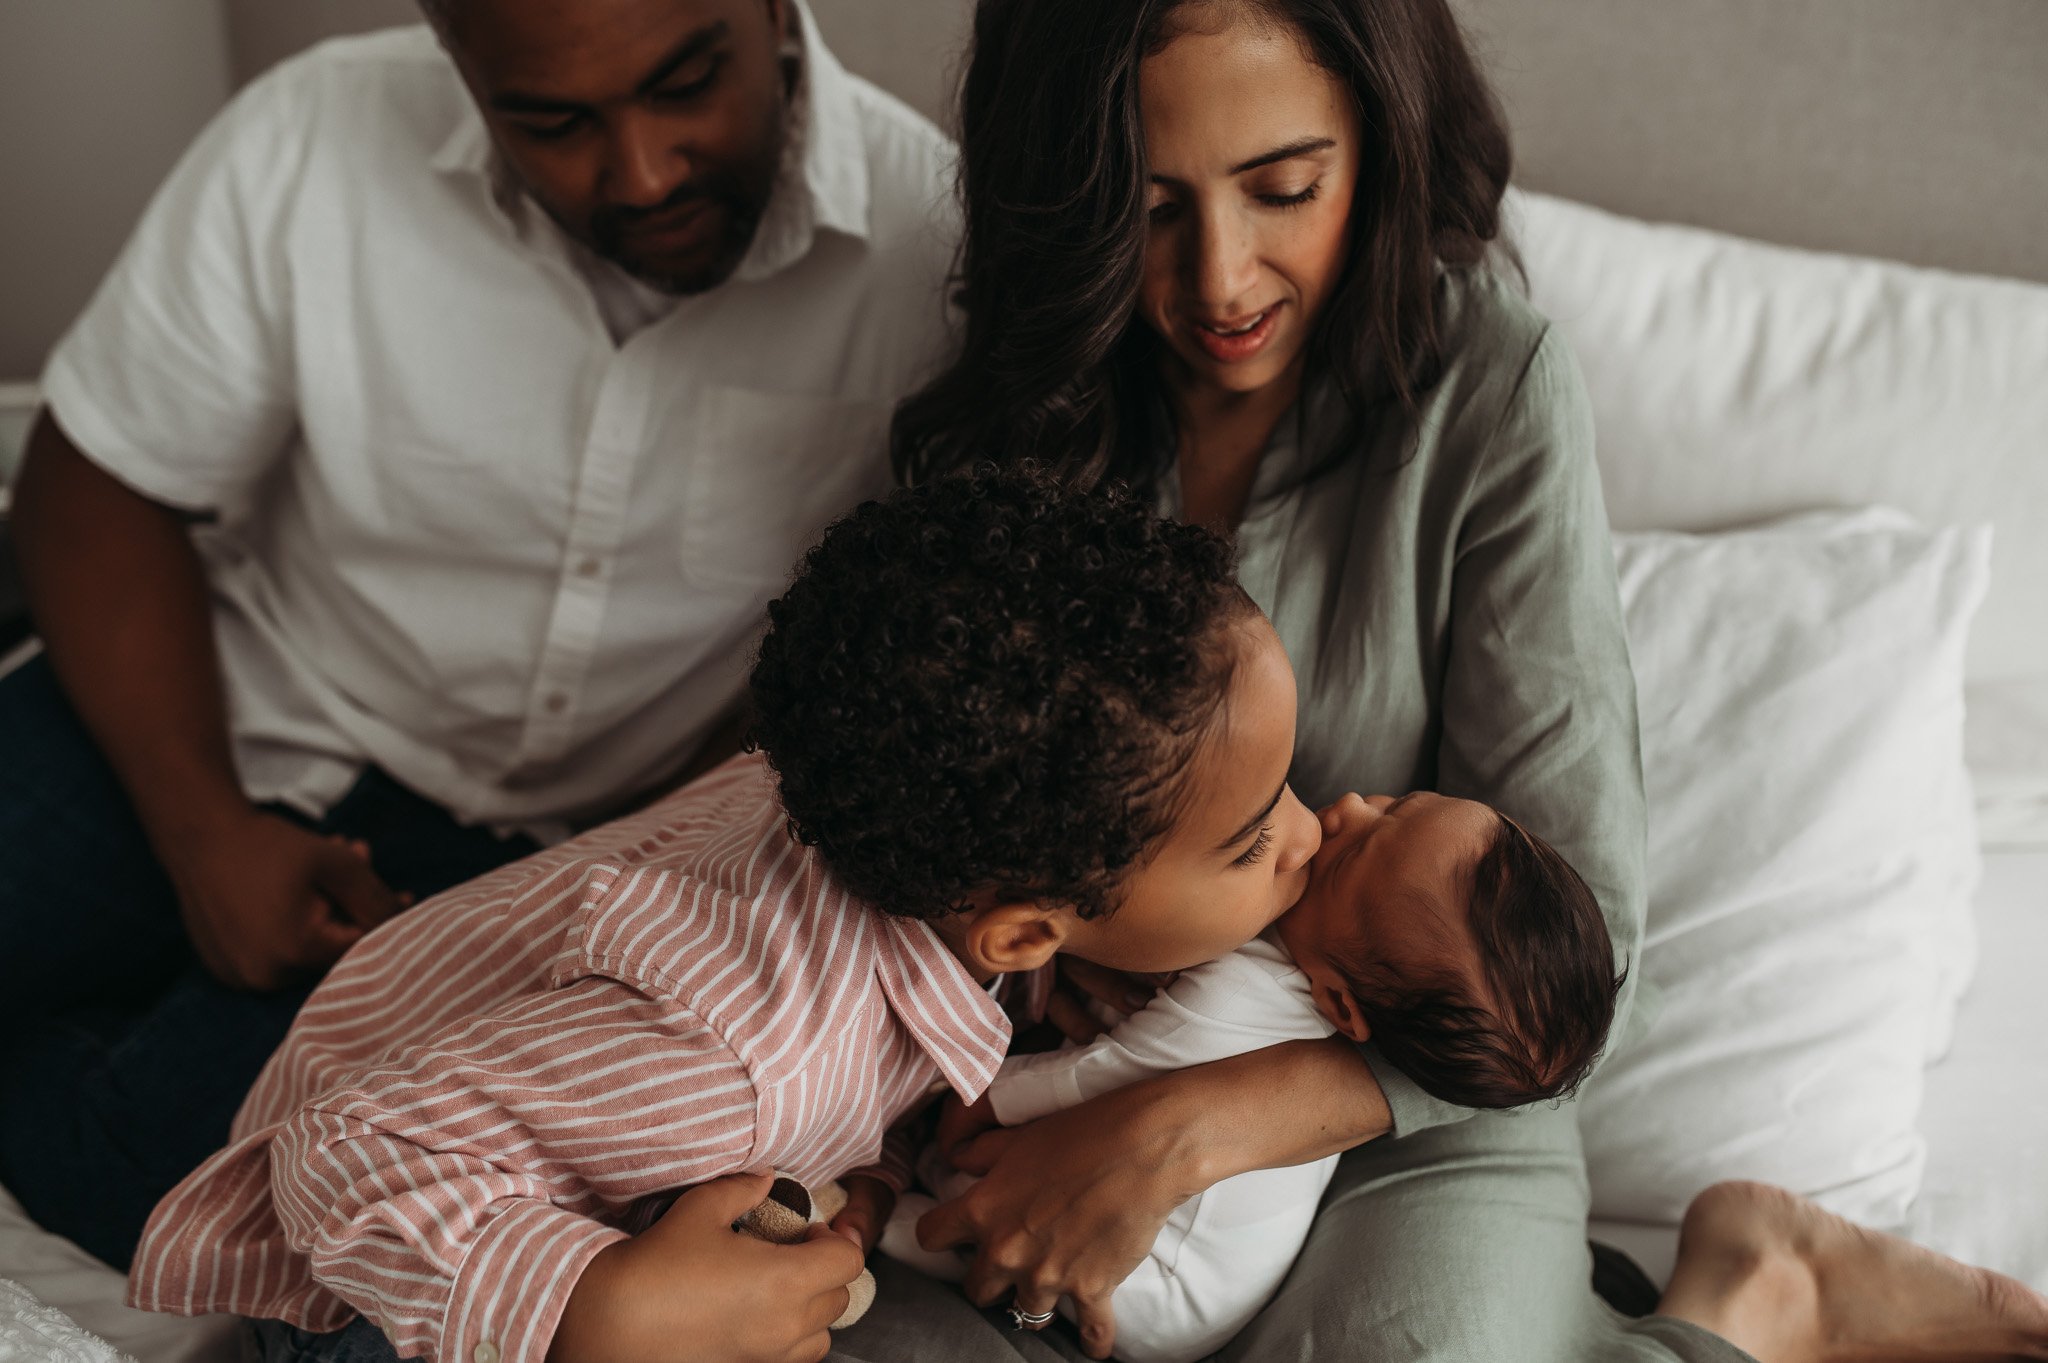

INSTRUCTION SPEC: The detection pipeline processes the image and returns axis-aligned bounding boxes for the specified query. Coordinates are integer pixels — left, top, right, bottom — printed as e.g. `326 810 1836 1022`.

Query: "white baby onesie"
882 931 1339 1363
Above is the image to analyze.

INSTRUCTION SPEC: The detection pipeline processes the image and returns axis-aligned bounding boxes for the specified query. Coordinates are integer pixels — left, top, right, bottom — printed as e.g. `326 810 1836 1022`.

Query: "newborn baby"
884 790 1622 1363
1278 789 1622 1110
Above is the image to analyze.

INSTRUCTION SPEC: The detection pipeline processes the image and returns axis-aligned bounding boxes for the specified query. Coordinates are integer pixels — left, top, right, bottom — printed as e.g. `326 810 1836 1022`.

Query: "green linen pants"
827 1105 1757 1363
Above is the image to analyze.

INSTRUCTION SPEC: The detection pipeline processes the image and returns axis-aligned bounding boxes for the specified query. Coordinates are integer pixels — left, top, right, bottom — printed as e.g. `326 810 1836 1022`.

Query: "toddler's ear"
963 902 1068 977
1313 980 1372 1044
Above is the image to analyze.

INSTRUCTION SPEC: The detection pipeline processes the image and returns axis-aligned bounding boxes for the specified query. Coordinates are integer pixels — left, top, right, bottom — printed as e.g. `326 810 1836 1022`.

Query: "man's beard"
588 171 771 296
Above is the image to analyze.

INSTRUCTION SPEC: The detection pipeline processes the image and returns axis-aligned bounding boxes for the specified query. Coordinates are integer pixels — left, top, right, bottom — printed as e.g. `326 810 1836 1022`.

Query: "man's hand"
17 418 403 994
551 1173 868 1363
163 808 403 991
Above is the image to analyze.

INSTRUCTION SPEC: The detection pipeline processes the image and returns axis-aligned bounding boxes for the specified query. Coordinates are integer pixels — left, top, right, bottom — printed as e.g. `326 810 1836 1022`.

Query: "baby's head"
1279 792 1623 1109
750 466 1323 978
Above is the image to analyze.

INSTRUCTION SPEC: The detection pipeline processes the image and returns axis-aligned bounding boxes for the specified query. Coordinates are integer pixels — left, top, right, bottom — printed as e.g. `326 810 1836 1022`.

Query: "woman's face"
1137 6 1363 399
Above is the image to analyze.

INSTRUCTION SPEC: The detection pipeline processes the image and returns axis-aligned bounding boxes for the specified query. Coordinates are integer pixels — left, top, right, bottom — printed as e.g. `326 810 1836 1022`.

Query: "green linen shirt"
1165 267 1648 1138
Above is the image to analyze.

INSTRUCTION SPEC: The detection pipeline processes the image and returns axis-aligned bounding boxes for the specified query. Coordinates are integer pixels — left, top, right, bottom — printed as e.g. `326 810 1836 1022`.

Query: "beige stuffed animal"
733 1175 877 1329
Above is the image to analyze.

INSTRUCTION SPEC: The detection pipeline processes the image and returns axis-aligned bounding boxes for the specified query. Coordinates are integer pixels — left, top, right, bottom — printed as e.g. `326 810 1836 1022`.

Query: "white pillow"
1580 510 1988 1230
1510 189 2048 844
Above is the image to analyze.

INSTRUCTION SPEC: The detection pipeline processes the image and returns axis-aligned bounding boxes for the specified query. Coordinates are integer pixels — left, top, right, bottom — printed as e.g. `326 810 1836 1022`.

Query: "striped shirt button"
473 1342 499 1363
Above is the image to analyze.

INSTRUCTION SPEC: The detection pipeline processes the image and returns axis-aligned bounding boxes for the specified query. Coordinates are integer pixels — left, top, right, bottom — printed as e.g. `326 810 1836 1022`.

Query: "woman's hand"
917 1037 1391 1360
919 1077 1204 1357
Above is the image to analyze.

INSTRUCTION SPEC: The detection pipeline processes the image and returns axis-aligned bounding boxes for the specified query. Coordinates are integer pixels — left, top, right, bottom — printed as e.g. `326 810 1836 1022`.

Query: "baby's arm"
270 979 858 1363
989 940 1336 1126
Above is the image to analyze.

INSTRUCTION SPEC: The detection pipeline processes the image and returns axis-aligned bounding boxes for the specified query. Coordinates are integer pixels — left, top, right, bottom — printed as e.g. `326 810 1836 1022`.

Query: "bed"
3 3 2045 1359
1593 847 2048 1290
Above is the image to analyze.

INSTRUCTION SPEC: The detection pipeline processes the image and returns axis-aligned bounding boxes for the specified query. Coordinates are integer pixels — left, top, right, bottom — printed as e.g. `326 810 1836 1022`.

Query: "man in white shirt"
0 0 955 1277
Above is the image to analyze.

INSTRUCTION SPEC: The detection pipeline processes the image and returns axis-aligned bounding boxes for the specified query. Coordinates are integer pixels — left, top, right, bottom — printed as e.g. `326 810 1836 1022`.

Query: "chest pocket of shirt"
678 385 896 589
548 858 694 998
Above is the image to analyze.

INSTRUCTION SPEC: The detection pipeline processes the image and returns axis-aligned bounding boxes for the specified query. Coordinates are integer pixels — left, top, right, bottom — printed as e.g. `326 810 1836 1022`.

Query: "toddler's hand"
1048 959 1171 1044
549 1172 864 1363
934 1091 1000 1166
827 1174 896 1255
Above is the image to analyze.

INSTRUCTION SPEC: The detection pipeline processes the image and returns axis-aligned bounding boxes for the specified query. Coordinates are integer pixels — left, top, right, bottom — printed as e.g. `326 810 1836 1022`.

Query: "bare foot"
1657 1181 2048 1362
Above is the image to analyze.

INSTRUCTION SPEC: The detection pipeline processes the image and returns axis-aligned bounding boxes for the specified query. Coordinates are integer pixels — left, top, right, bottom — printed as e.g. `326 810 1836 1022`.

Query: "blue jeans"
0 652 537 1269
247 1317 407 1363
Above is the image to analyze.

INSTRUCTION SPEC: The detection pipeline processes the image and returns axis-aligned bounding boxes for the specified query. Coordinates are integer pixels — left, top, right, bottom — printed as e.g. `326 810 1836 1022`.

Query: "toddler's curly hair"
750 465 1251 921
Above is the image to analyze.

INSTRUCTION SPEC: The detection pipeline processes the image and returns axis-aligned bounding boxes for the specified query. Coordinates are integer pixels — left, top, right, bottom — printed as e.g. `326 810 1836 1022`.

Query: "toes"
1973 1268 2048 1357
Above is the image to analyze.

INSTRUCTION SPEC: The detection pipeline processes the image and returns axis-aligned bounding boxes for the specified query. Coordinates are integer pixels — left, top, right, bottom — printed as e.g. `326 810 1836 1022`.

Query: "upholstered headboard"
1453 0 2048 285
221 1 2048 286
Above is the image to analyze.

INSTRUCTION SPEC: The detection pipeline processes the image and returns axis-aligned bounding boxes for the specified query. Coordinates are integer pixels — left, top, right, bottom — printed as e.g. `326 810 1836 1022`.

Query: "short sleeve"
1372 328 1649 1138
38 61 312 512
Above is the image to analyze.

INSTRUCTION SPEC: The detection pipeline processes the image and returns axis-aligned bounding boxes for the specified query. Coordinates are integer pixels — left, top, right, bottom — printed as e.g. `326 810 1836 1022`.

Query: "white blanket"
0 1278 135 1363
0 1187 237 1363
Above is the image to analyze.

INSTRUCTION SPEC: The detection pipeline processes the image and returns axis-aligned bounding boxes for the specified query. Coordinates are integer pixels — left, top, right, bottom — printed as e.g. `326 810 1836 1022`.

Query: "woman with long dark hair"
845 1 2048 1360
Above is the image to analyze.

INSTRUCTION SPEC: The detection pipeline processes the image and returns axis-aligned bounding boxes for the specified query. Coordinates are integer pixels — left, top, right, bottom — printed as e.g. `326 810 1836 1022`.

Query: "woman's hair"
893 0 1512 491
749 465 1253 921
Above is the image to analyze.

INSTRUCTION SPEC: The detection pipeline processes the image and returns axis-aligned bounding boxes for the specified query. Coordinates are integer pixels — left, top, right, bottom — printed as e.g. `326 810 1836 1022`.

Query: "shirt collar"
428 0 872 279
737 0 873 279
872 915 1012 1101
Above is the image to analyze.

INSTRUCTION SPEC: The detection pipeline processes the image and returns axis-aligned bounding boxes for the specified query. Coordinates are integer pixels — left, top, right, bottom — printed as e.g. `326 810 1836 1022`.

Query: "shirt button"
575 556 602 578
473 1343 500 1363
544 693 569 715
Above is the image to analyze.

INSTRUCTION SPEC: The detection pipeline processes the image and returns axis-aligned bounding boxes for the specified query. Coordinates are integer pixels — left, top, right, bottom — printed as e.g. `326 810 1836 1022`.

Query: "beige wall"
0 0 235 377
220 0 976 124
5 0 2043 382
224 0 416 84
1457 0 2048 285
72 0 2048 281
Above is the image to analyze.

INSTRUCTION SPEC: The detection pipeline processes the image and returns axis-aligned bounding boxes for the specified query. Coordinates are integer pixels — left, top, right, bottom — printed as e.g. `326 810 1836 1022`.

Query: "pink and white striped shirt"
129 753 1019 1363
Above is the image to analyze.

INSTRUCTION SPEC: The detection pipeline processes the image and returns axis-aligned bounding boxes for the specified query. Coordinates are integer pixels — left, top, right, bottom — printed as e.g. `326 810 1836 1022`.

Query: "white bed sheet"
1909 849 2048 1285
1591 848 2048 1290
5 853 2042 1359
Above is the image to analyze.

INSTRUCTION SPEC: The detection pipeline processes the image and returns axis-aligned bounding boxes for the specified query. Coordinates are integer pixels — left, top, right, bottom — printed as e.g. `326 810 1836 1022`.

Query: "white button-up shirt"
40 12 958 831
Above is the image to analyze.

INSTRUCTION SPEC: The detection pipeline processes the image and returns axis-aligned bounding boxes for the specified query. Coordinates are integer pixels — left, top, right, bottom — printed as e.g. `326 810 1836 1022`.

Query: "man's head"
425 0 791 293
1278 792 1623 1108
750 466 1323 980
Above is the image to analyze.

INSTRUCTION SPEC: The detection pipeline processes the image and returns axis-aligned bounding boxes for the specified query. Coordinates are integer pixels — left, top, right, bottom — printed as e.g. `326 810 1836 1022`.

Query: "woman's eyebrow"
1149 137 1339 188
1228 136 1337 175
1218 781 1288 851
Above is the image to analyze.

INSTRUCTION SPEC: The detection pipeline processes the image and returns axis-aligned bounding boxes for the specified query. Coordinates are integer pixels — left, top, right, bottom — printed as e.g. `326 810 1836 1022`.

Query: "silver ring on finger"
1007 1303 1057 1330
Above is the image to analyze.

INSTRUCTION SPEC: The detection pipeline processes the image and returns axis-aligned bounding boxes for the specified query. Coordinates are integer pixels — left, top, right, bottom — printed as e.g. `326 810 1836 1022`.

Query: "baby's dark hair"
1343 816 1623 1109
750 465 1252 921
